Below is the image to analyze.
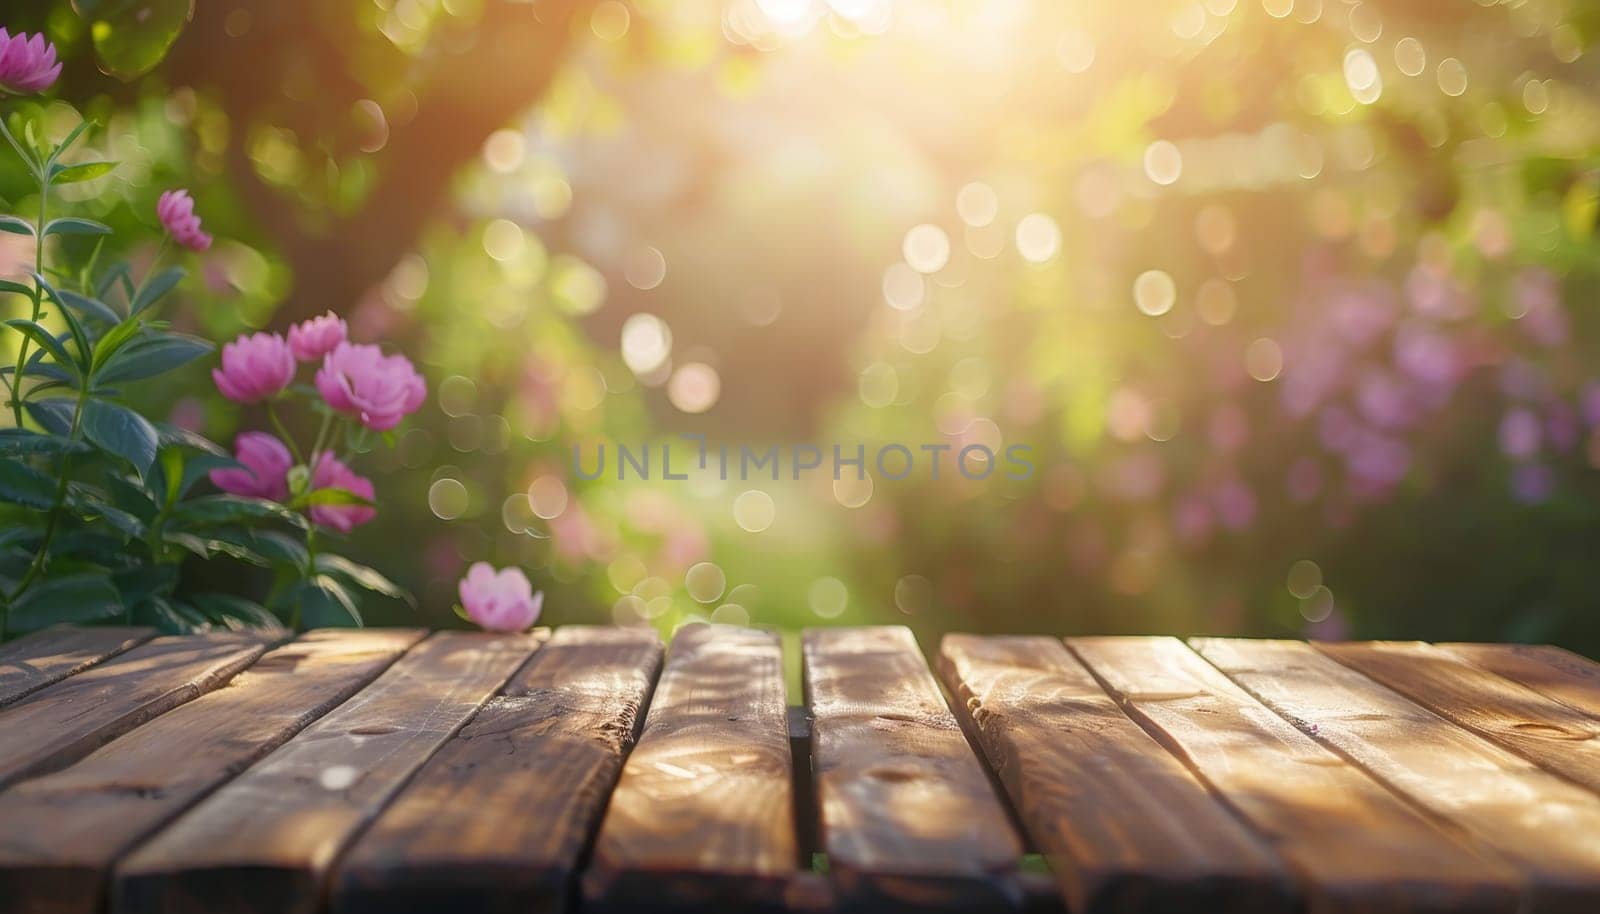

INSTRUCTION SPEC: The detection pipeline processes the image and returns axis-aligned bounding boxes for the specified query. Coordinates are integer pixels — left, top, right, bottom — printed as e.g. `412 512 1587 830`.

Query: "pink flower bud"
288 311 348 362
457 562 543 633
0 30 61 95
314 342 427 431
307 451 376 533
212 332 295 403
209 432 293 501
157 189 213 251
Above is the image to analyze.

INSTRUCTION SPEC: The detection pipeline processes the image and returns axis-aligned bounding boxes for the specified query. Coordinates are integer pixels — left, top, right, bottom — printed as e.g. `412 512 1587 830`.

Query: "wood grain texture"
1439 643 1600 718
938 635 1292 914
1071 637 1519 914
1194 638 1600 914
113 631 544 914
582 623 794 914
1319 641 1600 798
0 633 272 791
333 626 663 914
805 626 1023 913
0 627 153 708
0 629 424 914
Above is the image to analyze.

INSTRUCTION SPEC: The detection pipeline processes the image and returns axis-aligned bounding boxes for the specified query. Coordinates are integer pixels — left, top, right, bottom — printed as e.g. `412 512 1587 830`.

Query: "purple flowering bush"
0 35 423 637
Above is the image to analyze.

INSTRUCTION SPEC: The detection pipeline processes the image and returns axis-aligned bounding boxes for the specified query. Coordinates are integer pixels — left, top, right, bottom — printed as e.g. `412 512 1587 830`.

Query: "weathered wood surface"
0 626 1597 914
937 635 1291 914
0 627 153 708
583 623 794 914
0 629 423 914
0 633 272 791
1194 638 1600 914
1072 636 1520 914
334 626 663 914
1319 641 1600 797
113 631 544 914
805 626 1022 913
1440 642 1600 719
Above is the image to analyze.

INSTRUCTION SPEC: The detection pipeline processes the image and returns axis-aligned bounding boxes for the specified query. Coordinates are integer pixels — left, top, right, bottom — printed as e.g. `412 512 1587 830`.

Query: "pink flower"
209 432 293 501
157 189 213 251
307 452 376 533
457 562 543 633
288 311 347 362
212 332 295 403
0 30 61 95
314 342 426 431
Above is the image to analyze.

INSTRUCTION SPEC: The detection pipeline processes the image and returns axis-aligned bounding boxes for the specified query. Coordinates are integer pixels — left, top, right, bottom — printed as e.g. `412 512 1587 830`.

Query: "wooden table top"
0 624 1597 914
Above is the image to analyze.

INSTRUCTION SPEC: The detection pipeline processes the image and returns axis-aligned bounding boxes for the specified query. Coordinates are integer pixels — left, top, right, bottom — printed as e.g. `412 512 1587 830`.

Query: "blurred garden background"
4 0 1600 654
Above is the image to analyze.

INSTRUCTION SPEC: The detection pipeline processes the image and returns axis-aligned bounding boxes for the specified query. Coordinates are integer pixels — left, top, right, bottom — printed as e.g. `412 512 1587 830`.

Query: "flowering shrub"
0 33 424 638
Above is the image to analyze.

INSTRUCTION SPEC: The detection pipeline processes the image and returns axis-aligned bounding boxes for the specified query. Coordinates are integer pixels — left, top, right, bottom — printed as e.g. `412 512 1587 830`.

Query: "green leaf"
5 319 78 374
49 120 94 161
31 274 93 371
90 319 144 373
96 333 211 384
96 262 133 301
189 592 285 632
68 485 148 538
136 595 210 634
50 161 117 184
315 553 414 606
293 486 377 510
161 530 270 566
171 494 309 531
42 218 113 238
0 215 34 236
81 398 160 477
0 457 59 509
57 288 122 325
156 422 228 457
207 527 307 566
0 279 32 296
0 428 91 457
8 574 124 633
24 398 77 436
292 575 364 628
74 0 195 80
130 267 185 316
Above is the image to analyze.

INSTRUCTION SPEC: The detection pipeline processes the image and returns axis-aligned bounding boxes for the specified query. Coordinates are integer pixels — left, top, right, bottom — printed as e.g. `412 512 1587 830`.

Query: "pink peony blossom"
457 562 543 633
212 332 295 403
314 342 426 431
157 189 213 251
288 311 347 362
0 30 61 95
307 452 376 533
209 432 293 501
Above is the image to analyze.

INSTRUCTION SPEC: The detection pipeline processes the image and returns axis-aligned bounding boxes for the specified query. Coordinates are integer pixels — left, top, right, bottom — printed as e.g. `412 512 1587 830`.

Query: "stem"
267 402 304 464
5 389 89 620
309 412 334 463
8 182 46 427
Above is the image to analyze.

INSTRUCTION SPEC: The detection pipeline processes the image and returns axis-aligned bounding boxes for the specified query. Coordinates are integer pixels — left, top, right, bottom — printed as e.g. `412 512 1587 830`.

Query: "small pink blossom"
314 342 426 431
0 30 61 95
457 562 543 633
209 432 293 501
288 311 348 362
157 189 213 251
307 452 376 533
213 332 295 403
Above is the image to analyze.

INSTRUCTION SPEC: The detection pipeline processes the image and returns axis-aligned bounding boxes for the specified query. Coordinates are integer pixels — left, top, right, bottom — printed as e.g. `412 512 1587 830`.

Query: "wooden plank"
1319 641 1600 798
1440 643 1600 718
0 633 272 790
937 635 1292 914
582 623 794 914
1194 638 1600 914
0 629 424 914
804 626 1023 913
0 627 153 708
332 626 663 914
113 630 544 914
1070 637 1520 914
